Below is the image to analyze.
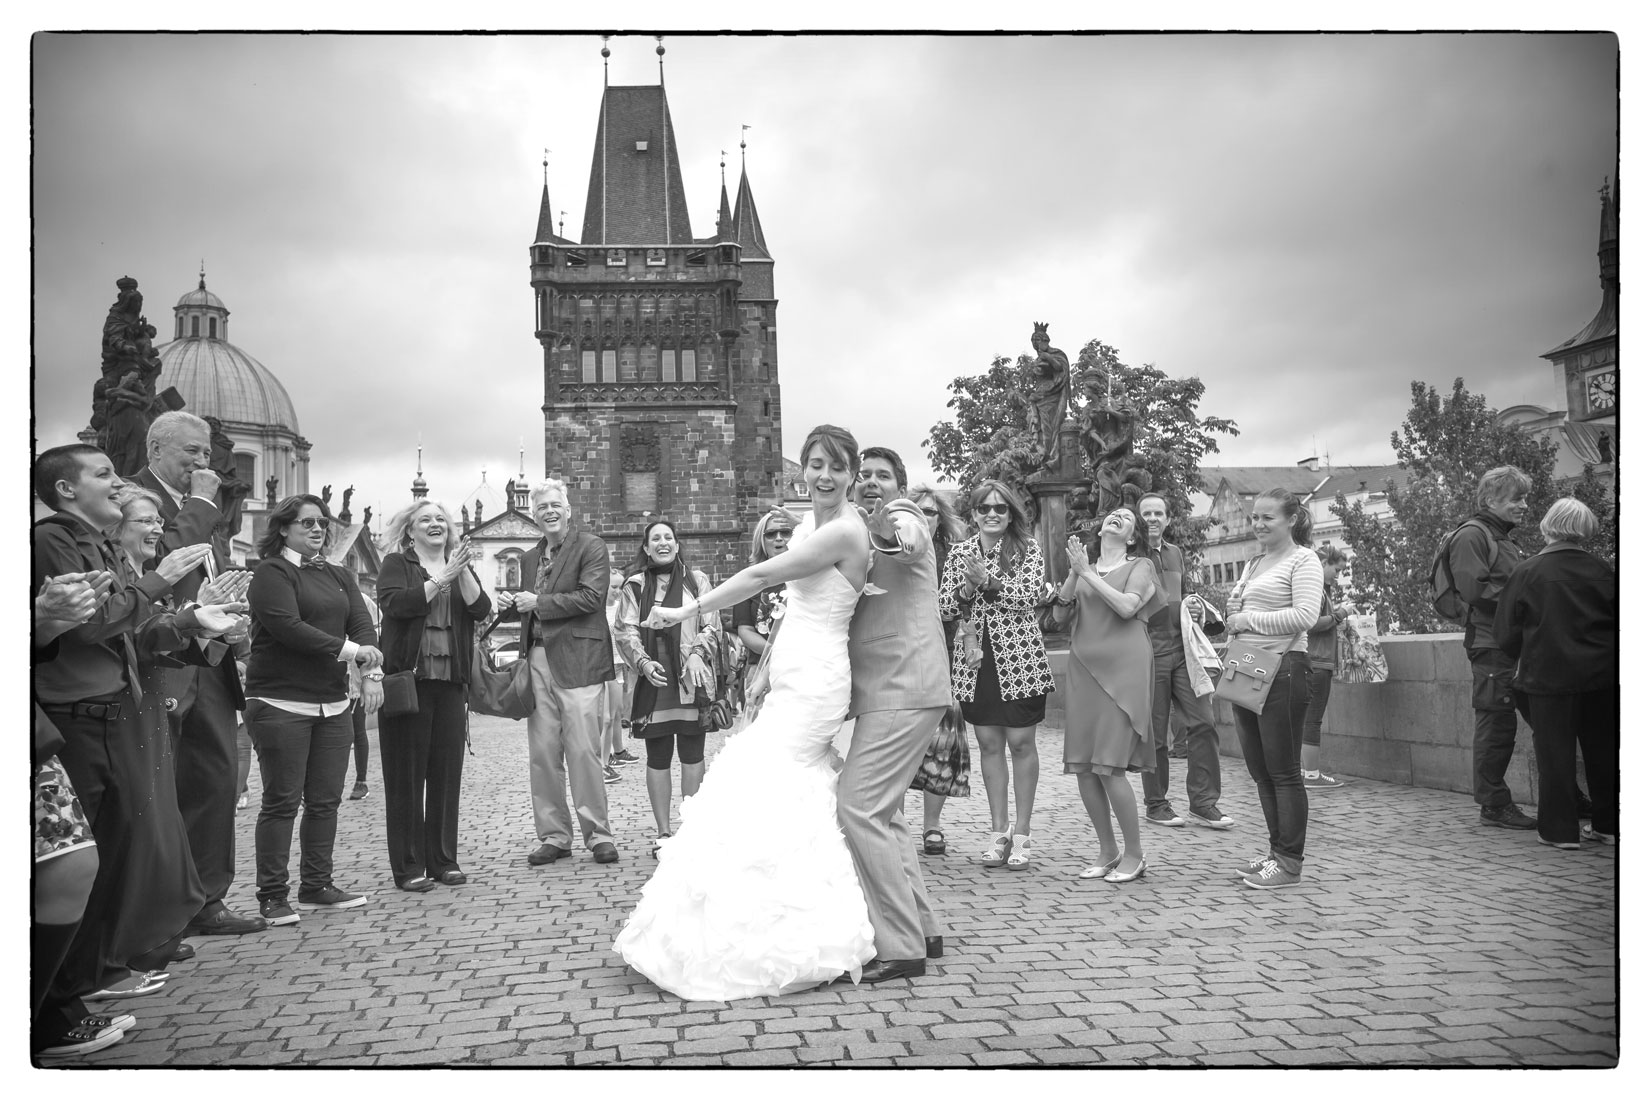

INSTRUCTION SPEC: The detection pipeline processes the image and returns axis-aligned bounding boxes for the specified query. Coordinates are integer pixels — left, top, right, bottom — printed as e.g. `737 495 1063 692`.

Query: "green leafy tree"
1330 377 1586 633
924 338 1237 582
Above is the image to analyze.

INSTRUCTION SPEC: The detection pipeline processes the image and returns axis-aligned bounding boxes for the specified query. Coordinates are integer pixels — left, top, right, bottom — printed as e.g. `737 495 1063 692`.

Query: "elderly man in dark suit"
131 411 266 936
500 479 619 865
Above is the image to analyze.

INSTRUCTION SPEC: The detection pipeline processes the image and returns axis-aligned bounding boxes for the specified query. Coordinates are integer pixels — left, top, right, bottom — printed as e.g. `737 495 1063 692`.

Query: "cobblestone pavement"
83 716 1616 1067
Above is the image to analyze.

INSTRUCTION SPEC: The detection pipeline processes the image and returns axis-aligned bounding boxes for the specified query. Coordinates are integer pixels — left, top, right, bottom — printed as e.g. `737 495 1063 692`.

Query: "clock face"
1587 368 1617 412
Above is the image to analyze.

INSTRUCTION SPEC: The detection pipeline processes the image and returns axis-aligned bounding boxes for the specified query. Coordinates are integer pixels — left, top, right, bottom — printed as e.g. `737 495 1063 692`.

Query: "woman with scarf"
612 519 721 855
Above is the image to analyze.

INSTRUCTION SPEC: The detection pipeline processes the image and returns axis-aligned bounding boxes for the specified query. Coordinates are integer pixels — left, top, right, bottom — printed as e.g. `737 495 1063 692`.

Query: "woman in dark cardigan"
1493 498 1617 848
245 495 381 926
374 499 491 891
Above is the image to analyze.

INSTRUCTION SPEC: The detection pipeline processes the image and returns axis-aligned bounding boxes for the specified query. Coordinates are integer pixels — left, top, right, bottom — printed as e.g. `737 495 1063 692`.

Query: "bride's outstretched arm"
642 520 863 628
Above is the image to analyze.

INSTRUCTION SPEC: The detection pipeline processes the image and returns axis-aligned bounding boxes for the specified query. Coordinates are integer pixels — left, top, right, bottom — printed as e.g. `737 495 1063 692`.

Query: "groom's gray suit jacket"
847 500 951 716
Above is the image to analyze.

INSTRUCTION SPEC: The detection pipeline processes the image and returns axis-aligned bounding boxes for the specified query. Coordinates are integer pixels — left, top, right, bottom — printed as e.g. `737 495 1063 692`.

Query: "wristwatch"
365 670 385 682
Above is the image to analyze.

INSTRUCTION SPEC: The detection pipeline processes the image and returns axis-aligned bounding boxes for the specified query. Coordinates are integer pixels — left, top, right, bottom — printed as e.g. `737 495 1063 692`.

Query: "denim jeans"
1233 651 1310 874
1141 645 1222 817
245 700 355 900
1301 666 1333 747
1468 648 1519 809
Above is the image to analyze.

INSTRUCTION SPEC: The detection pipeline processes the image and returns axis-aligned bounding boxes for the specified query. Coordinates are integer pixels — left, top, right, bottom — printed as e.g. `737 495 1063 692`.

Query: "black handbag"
469 615 535 721
379 670 419 718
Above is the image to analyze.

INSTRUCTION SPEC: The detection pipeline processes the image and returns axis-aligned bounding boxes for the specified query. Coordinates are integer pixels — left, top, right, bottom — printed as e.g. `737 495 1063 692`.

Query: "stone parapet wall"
1045 634 1544 803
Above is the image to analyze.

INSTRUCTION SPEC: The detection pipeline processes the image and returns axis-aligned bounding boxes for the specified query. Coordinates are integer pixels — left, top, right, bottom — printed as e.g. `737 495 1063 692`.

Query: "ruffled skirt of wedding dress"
613 717 876 1001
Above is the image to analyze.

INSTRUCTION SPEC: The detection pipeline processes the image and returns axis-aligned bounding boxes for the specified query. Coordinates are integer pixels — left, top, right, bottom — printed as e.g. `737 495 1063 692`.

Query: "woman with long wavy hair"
611 518 720 853
938 480 1053 872
374 499 490 892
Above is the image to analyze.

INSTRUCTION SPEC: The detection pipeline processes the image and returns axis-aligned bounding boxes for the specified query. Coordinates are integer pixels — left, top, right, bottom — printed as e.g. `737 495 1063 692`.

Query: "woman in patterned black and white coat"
939 480 1054 872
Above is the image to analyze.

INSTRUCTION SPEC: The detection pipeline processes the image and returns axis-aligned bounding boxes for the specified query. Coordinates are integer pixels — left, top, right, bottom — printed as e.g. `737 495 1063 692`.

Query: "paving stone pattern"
87 717 1616 1067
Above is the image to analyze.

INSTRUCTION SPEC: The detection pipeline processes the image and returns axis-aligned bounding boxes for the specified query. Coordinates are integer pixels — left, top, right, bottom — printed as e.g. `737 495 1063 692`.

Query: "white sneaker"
1188 808 1235 830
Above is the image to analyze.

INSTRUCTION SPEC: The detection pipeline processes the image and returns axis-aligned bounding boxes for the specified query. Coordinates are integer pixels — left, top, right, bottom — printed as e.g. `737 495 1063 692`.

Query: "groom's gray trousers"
838 706 946 962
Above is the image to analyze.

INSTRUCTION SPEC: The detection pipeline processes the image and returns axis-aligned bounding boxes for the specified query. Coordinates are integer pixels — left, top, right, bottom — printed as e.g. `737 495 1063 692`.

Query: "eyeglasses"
974 503 1010 517
292 517 328 530
127 516 166 528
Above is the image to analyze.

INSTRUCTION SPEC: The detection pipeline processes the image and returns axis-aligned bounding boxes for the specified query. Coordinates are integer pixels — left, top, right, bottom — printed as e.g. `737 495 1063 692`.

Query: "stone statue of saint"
95 277 173 477
339 486 354 524
265 476 279 509
1025 322 1072 471
1074 369 1152 514
203 415 250 556
362 506 373 529
321 484 333 507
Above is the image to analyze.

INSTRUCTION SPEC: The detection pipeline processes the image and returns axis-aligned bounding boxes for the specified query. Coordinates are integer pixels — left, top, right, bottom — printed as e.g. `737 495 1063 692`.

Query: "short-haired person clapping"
244 495 382 925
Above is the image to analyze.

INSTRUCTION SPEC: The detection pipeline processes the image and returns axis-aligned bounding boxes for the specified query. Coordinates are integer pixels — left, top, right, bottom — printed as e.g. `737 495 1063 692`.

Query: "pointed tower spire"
1598 176 1619 288
732 159 771 259
412 444 428 500
199 259 206 290
717 150 734 238
535 149 557 243
580 52 693 244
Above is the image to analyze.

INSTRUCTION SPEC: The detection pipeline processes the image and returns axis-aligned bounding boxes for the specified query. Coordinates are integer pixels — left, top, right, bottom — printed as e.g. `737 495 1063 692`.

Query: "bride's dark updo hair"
799 424 860 480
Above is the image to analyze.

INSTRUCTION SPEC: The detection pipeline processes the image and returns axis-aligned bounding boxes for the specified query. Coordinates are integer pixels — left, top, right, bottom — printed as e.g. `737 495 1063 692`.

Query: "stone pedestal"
1025 422 1085 646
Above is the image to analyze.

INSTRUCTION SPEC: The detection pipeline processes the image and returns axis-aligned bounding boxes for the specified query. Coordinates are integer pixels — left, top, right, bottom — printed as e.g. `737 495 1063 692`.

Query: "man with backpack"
1440 466 1536 829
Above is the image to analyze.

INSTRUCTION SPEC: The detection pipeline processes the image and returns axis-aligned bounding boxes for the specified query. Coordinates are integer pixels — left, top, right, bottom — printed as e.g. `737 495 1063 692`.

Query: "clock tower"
1541 179 1618 428
528 43 784 573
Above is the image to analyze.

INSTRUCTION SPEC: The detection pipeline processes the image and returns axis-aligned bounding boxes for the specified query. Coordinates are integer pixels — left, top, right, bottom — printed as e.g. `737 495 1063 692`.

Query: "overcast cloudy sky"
30 31 1617 526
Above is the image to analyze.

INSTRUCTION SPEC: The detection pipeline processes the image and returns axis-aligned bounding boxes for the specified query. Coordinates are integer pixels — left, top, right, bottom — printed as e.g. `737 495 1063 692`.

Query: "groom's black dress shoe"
926 936 943 959
528 844 572 865
859 958 926 984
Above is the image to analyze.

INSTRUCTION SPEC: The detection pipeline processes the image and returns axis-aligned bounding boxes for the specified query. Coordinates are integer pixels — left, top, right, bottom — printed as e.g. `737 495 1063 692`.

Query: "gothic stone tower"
529 70 783 575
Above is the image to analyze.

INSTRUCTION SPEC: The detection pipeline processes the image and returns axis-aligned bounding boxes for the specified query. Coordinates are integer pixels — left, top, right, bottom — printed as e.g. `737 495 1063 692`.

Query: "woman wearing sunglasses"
244 495 383 926
939 480 1054 871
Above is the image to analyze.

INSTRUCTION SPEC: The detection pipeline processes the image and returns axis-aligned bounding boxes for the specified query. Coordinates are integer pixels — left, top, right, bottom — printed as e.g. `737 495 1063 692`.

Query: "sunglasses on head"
975 503 1010 517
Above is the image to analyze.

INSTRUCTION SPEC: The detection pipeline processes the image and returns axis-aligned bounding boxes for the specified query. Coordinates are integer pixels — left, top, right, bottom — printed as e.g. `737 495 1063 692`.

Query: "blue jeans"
1141 644 1222 818
246 700 355 900
1233 651 1310 874
1302 666 1333 747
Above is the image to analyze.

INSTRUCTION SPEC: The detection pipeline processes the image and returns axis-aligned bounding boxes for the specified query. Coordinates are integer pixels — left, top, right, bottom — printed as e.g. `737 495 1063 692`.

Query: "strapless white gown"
613 561 876 1000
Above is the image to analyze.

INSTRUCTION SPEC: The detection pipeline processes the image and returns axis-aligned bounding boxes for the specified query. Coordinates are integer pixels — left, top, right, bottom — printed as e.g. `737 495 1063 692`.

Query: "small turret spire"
656 35 666 82
198 259 206 290
601 35 610 86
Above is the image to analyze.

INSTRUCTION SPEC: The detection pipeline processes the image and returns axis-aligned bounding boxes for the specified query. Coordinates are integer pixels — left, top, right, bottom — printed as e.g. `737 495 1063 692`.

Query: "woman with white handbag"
1222 489 1324 891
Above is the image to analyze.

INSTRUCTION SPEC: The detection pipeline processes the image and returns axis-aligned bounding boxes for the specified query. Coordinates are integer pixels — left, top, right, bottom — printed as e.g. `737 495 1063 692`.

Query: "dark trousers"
1469 647 1520 808
245 700 354 900
352 705 370 783
378 680 468 884
1302 666 1333 748
1520 690 1618 842
1141 644 1222 817
1234 651 1310 874
168 663 240 909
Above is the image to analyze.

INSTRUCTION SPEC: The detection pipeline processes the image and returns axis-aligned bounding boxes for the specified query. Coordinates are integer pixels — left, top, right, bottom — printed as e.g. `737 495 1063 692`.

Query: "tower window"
234 452 255 487
661 349 677 383
191 316 200 338
581 350 597 383
208 317 218 340
601 350 617 383
176 316 183 339
565 250 587 267
681 350 697 382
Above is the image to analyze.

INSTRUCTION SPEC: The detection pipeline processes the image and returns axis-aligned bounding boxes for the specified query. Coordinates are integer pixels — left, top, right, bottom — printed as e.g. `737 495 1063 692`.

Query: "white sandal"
1078 855 1122 880
981 833 1010 867
1006 834 1033 870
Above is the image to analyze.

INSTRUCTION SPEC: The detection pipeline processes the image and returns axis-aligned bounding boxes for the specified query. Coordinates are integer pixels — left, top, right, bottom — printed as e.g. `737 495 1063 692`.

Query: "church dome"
155 275 300 434
175 283 226 311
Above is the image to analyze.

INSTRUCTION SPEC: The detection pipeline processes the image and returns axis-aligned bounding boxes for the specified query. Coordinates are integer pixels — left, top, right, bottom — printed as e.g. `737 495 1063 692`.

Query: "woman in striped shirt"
1223 489 1324 891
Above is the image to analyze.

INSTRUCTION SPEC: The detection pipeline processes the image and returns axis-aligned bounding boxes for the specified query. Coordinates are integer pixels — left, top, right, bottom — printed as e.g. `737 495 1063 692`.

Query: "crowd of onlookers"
32 407 1617 1059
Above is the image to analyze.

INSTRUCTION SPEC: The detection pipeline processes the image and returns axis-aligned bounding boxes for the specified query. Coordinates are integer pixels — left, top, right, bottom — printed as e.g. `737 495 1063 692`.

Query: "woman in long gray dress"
1049 506 1161 883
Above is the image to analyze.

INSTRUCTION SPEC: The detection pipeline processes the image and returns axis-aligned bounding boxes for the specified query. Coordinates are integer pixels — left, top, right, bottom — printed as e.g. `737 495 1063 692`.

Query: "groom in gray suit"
840 446 949 984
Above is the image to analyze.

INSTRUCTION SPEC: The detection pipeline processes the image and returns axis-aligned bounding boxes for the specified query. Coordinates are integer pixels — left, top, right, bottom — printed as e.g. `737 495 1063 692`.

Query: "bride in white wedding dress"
613 426 878 1000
